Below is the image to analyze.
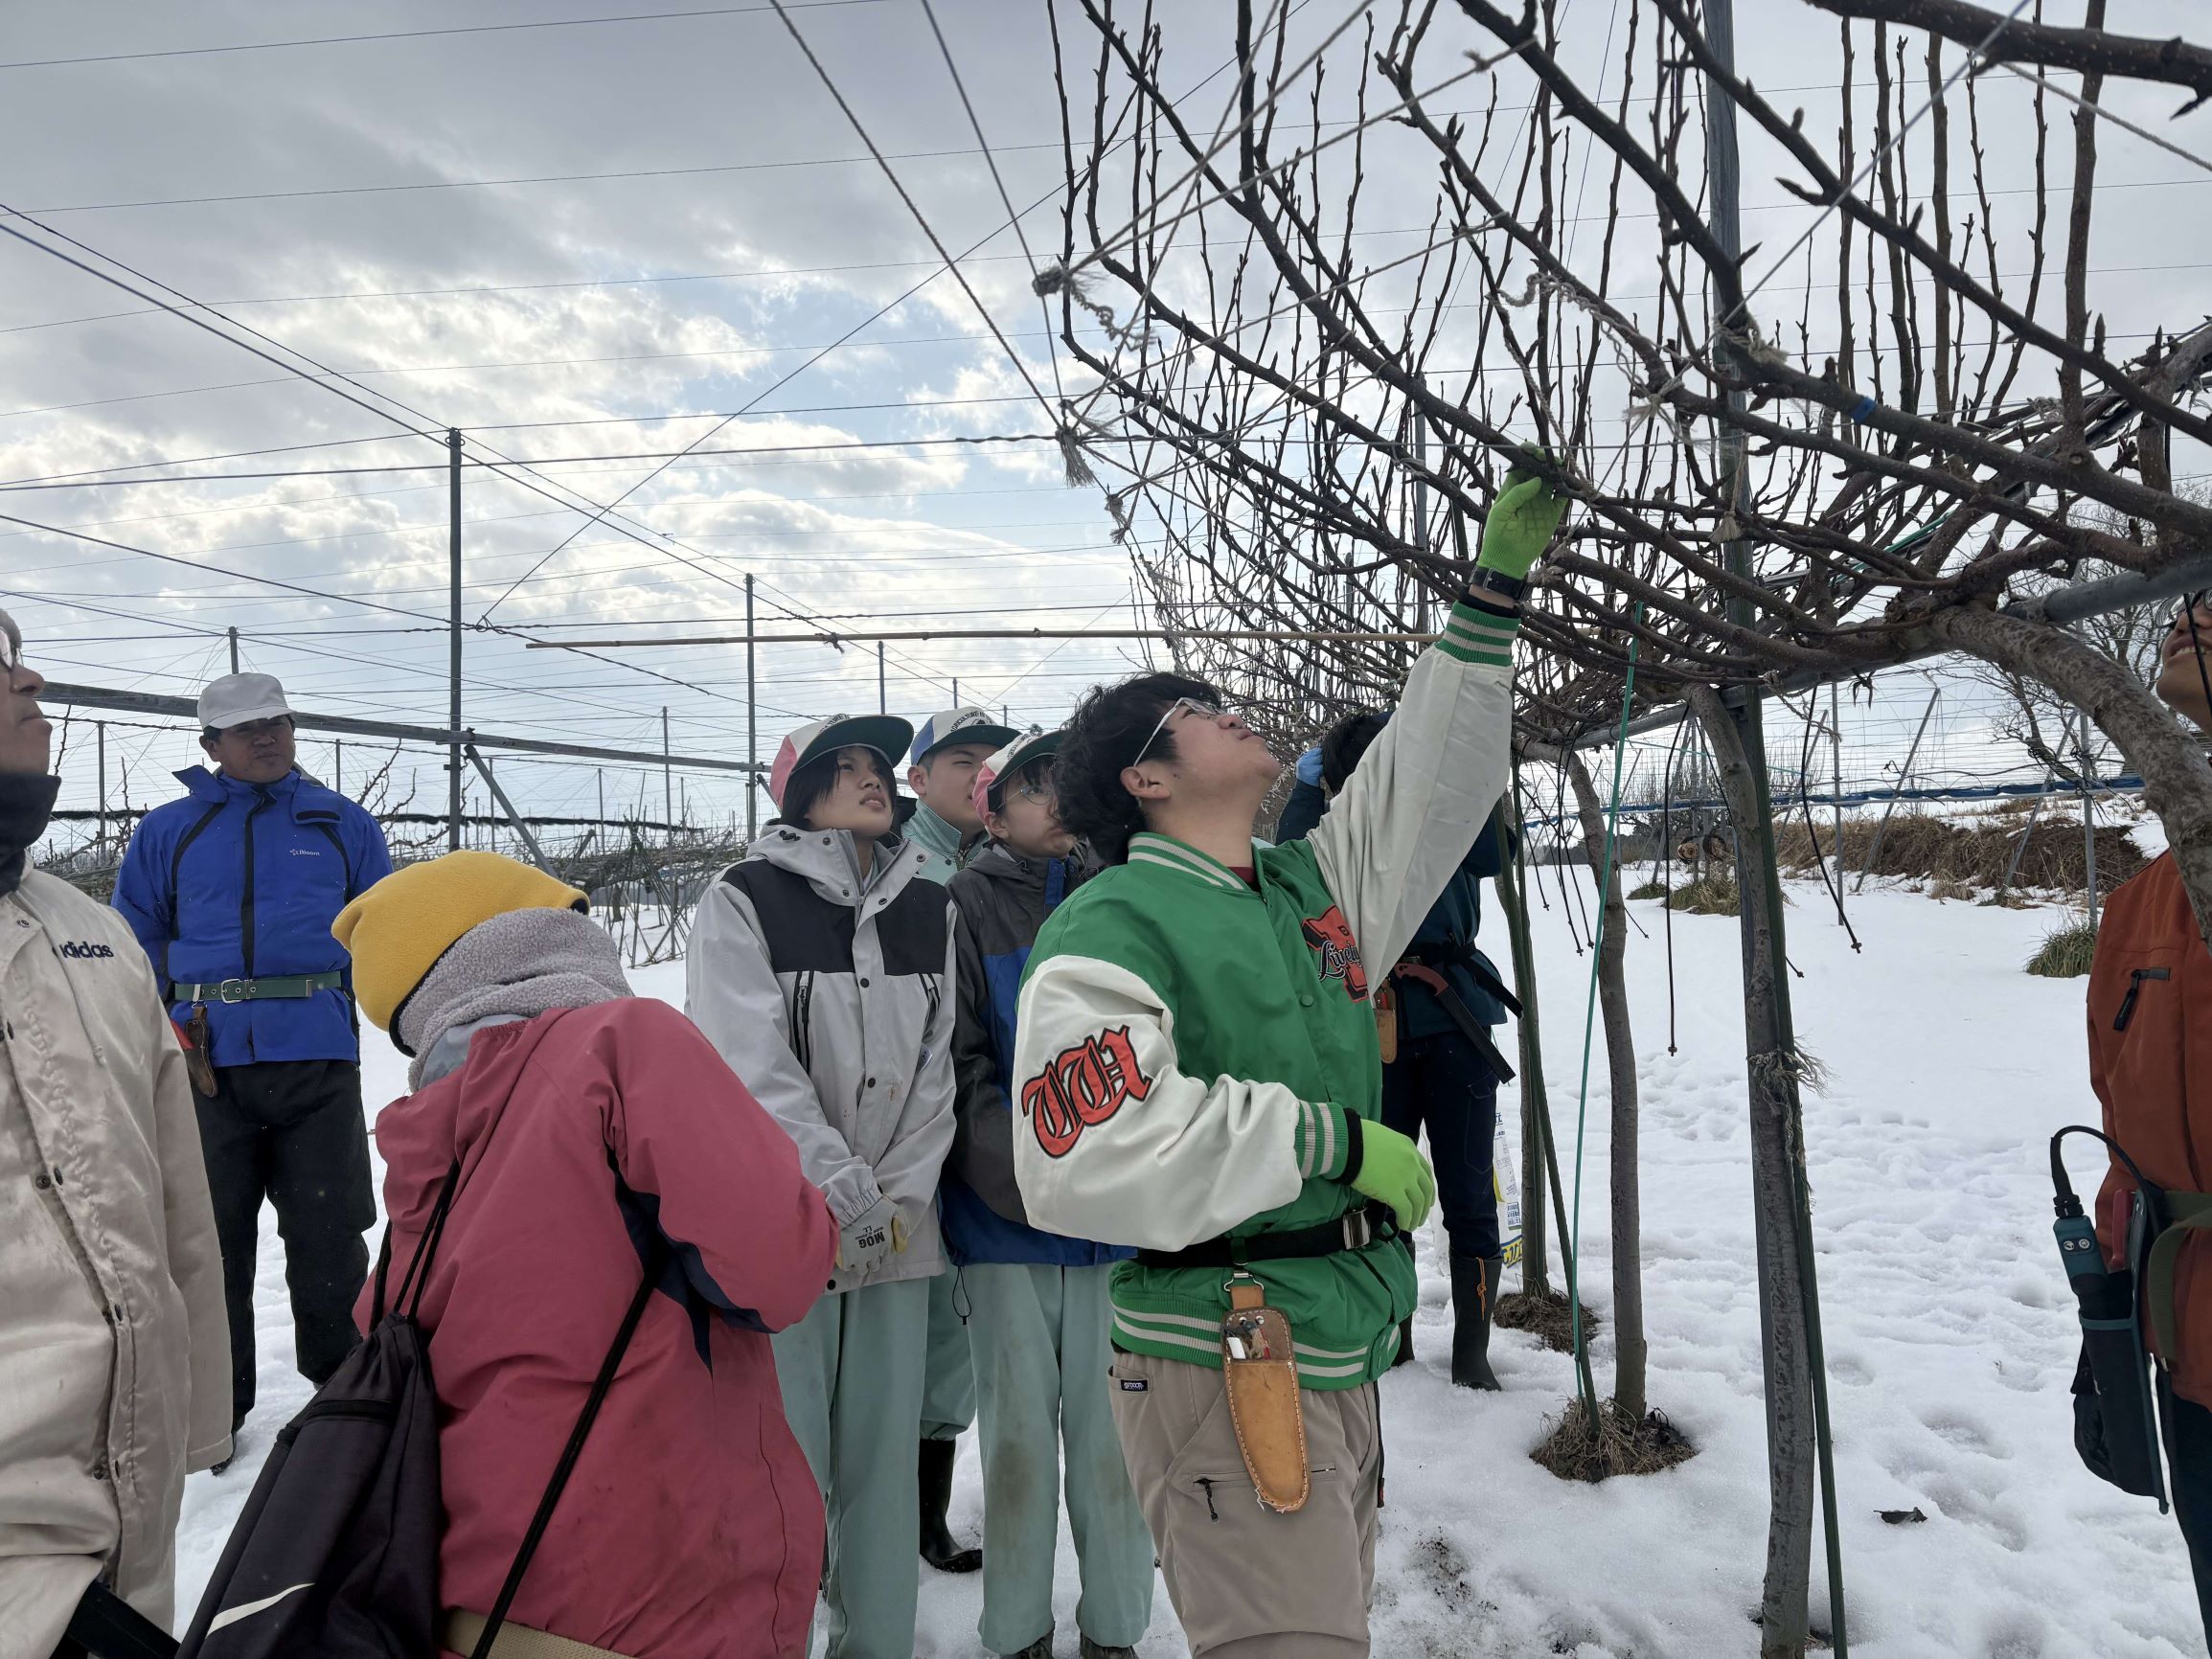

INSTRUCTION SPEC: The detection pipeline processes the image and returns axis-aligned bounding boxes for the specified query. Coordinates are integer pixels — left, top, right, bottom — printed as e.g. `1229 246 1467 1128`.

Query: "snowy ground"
174 875 2206 1657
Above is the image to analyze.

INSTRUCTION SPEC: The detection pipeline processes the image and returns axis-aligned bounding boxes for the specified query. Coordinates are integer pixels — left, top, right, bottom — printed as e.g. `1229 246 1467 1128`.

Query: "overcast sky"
1 0 2204 832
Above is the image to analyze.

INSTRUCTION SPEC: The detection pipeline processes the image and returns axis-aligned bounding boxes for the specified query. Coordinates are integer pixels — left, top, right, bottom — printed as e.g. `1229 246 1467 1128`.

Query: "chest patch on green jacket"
1299 903 1370 1002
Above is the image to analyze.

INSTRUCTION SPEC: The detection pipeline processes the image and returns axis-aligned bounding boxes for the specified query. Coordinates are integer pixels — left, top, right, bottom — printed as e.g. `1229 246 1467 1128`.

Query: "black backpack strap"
372 1158 462 1326
469 1239 669 1659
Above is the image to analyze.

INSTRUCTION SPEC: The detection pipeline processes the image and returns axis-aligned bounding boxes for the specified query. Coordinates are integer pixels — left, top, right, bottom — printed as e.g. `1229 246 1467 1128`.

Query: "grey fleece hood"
399 906 631 1091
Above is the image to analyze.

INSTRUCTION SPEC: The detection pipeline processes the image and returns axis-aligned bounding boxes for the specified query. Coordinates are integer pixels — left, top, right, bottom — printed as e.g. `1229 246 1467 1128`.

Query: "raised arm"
1308 455 1562 972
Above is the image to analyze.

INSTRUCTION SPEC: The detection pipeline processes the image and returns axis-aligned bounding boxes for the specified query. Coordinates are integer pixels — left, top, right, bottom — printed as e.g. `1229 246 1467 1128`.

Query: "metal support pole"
226 627 239 674
878 643 886 715
2080 719 2102 926
661 706 673 832
952 676 960 707
745 573 758 840
464 745 552 873
1830 684 1843 868
95 720 105 844
1854 688 1940 892
447 427 464 852
334 739 343 796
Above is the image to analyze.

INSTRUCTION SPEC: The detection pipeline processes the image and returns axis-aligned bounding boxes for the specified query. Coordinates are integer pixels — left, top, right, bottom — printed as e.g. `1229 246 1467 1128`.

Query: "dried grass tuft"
1531 1397 1697 1483
1667 873 1741 915
1627 878 1669 900
1494 1286 1596 1352
1772 812 2142 895
2025 918 2100 978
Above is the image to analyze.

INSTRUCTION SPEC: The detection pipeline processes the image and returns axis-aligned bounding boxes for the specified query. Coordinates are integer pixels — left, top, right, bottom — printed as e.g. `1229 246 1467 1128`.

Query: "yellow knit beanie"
332 851 588 1034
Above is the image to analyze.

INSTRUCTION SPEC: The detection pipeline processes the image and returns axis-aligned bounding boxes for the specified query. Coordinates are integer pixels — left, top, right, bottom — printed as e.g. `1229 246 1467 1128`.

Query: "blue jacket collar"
174 765 339 819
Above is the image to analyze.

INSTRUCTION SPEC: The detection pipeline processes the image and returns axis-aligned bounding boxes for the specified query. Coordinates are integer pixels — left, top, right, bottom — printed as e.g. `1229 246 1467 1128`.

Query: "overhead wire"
0 1 898 73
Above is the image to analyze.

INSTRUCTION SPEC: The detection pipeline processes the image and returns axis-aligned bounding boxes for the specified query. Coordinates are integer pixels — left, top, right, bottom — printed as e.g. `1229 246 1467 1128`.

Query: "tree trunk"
1492 793 1551 1294
1919 602 2212 943
1690 685 1817 1659
1559 749 1648 1421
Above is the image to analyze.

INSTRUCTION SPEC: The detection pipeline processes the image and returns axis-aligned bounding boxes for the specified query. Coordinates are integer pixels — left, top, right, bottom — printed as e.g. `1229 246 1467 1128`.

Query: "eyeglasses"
0 629 20 675
1129 696 1224 768
1012 774 1055 804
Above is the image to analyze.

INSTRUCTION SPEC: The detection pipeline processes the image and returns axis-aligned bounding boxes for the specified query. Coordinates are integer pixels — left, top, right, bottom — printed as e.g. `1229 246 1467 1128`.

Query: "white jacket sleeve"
1309 595 1517 975
1012 952 1356 1252
865 901 960 1220
686 876 882 1226
148 984 232 1473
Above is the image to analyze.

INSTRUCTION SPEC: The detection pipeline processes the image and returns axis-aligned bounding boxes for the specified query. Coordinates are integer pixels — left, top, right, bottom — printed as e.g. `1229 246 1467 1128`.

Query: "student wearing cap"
946 731 1152 1659
687 714 960 1659
112 671 392 1450
903 703 1017 1574
0 609 231 1659
336 851 836 1659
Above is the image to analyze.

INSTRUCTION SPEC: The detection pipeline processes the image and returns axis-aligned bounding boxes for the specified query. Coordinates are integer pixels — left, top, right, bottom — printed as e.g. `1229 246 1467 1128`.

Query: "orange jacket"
2088 852 2212 1406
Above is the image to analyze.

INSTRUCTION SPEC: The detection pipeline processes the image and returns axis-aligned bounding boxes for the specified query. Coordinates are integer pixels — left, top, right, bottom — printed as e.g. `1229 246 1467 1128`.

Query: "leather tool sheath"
1220 1273 1310 1513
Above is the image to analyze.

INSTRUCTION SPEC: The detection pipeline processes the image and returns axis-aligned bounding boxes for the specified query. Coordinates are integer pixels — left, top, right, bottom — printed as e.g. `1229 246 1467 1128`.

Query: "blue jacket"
943 841 1131 1267
1277 772 1510 1040
113 767 393 1067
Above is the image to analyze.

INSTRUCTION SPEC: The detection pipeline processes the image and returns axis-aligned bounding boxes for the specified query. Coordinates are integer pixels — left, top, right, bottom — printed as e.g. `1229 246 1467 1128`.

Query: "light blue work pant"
772 1276 932 1659
923 1266 977 1440
966 1261 1156 1655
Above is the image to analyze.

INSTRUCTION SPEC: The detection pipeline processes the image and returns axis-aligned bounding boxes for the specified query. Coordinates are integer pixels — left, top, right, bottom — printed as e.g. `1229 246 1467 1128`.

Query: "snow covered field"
173 874 2206 1656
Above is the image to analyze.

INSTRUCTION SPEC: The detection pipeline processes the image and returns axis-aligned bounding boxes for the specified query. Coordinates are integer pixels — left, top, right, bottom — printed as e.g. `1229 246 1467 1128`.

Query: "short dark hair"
1318 709 1389 794
1053 671 1220 864
782 746 894 830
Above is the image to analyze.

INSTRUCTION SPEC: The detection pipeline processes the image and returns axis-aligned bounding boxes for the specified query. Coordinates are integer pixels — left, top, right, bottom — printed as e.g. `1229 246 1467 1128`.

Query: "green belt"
176 970 344 1005
2147 1190 2212 1365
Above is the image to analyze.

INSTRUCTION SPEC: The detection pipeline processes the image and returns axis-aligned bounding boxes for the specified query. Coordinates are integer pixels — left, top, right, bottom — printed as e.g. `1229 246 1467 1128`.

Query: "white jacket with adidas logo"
0 869 231 1652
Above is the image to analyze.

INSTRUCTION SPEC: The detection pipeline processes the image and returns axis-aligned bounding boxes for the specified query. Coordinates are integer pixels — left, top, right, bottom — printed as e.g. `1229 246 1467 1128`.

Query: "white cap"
198 672 296 732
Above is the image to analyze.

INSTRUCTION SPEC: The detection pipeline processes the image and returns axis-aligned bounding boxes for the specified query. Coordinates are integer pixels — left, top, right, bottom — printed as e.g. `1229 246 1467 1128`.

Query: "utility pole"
952 676 960 707
334 739 343 796
878 643 886 715
597 768 605 828
745 573 758 839
95 720 106 844
661 706 673 832
447 427 464 852
1702 5 1844 1652
226 626 239 674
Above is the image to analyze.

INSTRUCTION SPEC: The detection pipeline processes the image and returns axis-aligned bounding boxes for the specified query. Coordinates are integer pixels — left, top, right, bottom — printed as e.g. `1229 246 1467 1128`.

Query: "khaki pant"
1106 1349 1379 1658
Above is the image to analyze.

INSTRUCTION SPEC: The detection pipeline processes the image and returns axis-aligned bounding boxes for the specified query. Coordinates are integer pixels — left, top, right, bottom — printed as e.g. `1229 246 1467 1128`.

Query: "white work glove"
836 1195 909 1278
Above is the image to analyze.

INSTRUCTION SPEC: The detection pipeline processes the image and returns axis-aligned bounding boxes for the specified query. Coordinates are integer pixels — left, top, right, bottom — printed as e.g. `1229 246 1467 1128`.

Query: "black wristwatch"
1466 566 1525 604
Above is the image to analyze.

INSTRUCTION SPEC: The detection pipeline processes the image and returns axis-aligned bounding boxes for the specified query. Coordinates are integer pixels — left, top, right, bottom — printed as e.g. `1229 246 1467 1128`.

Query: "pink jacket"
360 999 836 1659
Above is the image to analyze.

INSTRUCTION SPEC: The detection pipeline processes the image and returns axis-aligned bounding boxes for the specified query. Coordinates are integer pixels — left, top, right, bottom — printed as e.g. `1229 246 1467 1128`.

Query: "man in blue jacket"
113 672 391 1446
1279 711 1516 1390
945 731 1151 1659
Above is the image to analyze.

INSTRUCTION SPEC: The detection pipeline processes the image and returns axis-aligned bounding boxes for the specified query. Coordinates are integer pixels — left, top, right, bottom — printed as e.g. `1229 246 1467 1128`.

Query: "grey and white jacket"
687 822 957 1293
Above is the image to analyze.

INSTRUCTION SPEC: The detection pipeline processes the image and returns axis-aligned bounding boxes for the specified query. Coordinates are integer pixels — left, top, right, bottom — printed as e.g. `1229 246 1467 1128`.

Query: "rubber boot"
1080 1638 1139 1659
1006 1638 1054 1659
1391 1316 1415 1368
918 1436 983 1573
1448 1254 1503 1391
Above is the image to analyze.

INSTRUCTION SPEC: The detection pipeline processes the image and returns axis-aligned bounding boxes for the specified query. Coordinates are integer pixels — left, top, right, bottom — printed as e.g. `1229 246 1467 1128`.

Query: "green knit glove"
1476 447 1570 580
1348 1120 1436 1232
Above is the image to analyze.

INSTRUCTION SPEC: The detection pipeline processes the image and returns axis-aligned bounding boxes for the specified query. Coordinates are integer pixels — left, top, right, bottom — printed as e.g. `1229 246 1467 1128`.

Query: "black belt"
1402 940 1522 1018
1134 1203 1396 1270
